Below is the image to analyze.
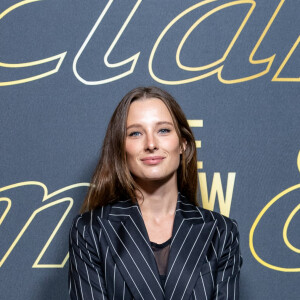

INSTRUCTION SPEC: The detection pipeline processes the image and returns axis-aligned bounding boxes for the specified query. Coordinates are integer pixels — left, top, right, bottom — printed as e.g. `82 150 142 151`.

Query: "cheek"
170 142 182 164
125 141 141 165
125 141 135 157
162 138 181 154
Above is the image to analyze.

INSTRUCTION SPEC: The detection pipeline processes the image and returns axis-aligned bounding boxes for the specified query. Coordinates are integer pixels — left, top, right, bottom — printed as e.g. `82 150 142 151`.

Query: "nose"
145 132 158 151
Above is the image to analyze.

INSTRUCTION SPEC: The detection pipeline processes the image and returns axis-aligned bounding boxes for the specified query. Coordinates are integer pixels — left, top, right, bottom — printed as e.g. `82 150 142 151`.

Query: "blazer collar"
165 194 217 300
98 194 217 300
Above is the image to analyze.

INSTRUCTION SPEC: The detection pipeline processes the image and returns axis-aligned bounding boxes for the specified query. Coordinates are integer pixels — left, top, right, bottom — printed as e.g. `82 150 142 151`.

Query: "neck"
134 173 178 218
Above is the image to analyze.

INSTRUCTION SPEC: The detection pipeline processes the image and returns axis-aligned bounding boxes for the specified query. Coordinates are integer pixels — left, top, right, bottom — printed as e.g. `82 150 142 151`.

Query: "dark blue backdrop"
1 0 300 299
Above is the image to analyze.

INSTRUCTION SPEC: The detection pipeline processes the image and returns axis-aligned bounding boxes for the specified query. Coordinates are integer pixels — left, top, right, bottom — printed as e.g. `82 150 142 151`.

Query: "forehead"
127 98 173 124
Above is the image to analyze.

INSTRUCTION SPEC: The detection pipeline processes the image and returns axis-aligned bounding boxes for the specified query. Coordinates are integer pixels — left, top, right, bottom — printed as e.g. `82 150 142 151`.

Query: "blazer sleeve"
213 219 242 300
68 214 108 300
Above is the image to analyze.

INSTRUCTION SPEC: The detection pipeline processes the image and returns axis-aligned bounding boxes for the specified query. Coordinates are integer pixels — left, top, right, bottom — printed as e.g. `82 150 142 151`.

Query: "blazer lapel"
164 195 217 300
98 200 164 300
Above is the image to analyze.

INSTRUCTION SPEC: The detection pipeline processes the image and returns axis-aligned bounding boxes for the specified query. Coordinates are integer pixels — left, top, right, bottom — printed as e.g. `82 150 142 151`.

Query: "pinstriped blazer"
69 194 242 300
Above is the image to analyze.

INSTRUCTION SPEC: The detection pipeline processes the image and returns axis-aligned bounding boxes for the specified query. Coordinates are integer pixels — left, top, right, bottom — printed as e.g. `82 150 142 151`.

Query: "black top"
150 237 172 288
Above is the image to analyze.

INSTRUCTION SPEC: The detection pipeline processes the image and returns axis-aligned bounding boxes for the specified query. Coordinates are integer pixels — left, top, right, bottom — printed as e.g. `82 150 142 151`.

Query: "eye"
128 131 141 137
159 128 171 134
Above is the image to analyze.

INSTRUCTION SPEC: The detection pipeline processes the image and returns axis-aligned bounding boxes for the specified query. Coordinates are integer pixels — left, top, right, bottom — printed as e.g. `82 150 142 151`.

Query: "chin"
133 171 177 184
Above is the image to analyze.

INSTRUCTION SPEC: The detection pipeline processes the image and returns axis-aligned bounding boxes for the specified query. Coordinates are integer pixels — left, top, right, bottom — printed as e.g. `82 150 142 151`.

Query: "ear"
180 139 187 154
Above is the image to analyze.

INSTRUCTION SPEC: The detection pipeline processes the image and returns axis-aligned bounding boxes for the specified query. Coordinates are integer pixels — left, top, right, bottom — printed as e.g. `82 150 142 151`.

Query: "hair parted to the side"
81 86 198 212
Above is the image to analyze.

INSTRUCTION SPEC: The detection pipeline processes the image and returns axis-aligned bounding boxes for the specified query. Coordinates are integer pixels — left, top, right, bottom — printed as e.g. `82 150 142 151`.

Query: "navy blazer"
69 194 242 300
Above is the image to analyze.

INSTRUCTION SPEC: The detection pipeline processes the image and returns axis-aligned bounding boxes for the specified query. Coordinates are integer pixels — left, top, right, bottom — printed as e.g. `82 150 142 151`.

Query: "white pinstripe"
72 219 106 300
109 213 131 217
170 219 184 248
75 248 84 300
70 262 79 299
99 227 102 243
177 200 194 206
208 210 215 220
98 217 145 300
226 276 230 300
85 237 104 299
108 213 155 254
105 247 109 288
82 226 95 300
207 259 215 288
184 217 203 220
196 207 204 219
123 281 126 300
222 228 234 281
176 209 202 213
111 206 137 210
193 289 197 300
232 254 236 275
220 215 228 256
95 267 105 300
108 220 157 299
208 212 221 240
210 241 218 259
135 205 145 219
165 223 193 286
73 217 85 300
90 211 100 257
113 264 116 300
233 274 237 300
222 244 231 282
117 199 131 203
121 222 165 295
181 223 216 300
200 272 208 300
170 223 204 299
128 215 155 253
231 234 236 276
69 277 71 295
216 226 221 239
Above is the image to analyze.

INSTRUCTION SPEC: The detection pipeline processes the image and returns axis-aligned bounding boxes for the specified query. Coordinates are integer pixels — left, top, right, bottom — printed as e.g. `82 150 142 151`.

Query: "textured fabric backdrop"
0 0 299 299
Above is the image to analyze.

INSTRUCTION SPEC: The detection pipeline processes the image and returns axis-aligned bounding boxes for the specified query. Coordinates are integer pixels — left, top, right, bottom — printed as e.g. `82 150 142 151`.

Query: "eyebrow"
126 121 174 130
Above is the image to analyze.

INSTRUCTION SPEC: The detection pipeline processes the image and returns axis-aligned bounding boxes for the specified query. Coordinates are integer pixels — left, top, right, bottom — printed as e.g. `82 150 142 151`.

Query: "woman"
69 86 242 300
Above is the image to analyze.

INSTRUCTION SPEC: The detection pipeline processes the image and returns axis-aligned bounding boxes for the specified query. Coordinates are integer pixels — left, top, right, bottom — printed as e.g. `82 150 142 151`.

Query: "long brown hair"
81 86 198 212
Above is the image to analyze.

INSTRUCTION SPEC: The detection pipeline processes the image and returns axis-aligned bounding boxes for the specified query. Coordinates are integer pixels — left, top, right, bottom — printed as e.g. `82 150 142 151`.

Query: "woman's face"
125 98 184 185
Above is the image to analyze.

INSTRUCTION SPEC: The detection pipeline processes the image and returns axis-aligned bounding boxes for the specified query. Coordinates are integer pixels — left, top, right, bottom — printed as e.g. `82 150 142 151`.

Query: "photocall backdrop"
1 0 299 299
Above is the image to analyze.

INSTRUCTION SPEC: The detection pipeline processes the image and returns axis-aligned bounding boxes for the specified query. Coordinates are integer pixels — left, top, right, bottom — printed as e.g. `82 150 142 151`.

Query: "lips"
140 156 165 165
